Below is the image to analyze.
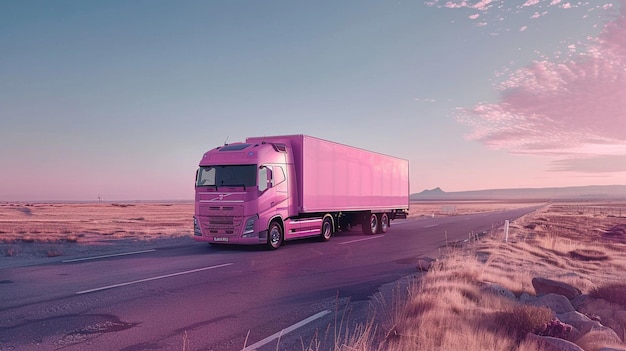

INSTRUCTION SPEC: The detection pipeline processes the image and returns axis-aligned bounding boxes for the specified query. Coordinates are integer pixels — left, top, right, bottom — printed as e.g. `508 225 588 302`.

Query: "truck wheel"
362 213 378 235
267 221 283 250
377 213 389 234
320 216 333 242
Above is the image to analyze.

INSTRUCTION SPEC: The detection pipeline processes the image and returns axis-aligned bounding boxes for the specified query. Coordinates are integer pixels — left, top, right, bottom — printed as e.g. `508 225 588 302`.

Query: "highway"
0 206 541 350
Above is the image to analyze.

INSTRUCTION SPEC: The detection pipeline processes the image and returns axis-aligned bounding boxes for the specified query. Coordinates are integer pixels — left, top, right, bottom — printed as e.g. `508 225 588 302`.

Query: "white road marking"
76 263 233 295
338 235 384 245
62 249 156 263
241 310 331 351
391 220 410 225
310 249 325 256
424 224 439 228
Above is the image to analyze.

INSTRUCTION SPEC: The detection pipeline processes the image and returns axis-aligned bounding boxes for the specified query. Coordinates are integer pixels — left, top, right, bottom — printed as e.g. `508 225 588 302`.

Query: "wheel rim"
369 215 378 234
323 220 332 239
270 225 281 247
381 214 389 232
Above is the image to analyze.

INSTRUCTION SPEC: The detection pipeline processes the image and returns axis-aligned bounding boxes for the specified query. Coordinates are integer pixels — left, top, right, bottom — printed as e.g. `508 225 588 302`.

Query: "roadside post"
504 220 510 243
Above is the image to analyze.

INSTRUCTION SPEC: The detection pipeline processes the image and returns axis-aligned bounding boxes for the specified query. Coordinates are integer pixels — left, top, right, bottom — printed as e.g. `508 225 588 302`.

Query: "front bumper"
193 217 267 245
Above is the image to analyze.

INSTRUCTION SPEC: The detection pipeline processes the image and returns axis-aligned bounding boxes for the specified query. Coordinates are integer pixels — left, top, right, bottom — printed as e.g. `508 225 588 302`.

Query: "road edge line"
62 249 157 263
242 310 331 351
338 235 384 245
75 263 233 294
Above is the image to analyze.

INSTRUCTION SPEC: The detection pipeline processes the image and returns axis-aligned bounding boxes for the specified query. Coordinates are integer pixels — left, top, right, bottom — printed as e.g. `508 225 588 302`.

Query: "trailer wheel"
267 221 283 250
362 213 378 235
320 215 333 242
377 213 389 234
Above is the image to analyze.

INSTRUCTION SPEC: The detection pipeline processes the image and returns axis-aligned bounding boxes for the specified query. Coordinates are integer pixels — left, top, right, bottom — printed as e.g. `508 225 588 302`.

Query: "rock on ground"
532 277 582 299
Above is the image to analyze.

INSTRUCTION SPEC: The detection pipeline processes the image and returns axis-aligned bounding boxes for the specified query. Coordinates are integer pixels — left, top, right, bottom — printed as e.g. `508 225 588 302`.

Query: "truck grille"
208 206 235 212
198 216 242 236
209 217 234 226
198 205 244 236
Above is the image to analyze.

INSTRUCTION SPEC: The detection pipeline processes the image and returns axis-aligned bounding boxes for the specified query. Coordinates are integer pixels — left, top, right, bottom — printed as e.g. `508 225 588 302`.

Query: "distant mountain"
416 187 446 196
411 185 626 201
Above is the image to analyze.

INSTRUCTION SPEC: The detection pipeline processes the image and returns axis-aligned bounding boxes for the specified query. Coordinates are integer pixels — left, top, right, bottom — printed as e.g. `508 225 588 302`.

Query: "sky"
1 0 625 201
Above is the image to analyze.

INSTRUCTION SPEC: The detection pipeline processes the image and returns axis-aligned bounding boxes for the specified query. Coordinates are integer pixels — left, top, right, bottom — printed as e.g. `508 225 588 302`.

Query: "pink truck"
194 135 409 249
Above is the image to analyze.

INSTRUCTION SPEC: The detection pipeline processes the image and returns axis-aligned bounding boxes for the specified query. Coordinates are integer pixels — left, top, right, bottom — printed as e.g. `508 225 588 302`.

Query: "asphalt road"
0 205 541 350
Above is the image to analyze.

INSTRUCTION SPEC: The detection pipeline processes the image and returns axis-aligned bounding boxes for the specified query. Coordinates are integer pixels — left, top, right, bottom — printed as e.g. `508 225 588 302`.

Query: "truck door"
272 166 288 210
258 165 289 218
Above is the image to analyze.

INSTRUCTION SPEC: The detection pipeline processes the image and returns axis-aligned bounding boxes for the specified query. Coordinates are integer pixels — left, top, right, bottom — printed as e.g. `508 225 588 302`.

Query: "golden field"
0 202 193 263
0 202 193 243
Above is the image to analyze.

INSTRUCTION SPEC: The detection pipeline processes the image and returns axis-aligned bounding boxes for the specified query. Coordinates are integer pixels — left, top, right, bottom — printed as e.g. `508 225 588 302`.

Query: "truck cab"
194 141 297 249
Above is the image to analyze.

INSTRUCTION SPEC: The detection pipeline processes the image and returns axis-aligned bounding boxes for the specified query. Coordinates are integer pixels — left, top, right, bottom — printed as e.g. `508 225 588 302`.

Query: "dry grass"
589 283 626 306
408 201 545 219
0 202 193 261
338 202 626 350
0 202 193 245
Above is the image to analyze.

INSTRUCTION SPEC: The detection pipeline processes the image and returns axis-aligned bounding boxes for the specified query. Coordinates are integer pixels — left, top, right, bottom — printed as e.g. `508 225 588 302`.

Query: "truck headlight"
242 215 258 237
194 217 202 236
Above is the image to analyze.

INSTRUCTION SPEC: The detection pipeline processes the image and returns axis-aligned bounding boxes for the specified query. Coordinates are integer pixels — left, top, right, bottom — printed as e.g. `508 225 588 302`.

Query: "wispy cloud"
523 0 541 7
426 0 616 29
552 155 626 172
457 2 626 173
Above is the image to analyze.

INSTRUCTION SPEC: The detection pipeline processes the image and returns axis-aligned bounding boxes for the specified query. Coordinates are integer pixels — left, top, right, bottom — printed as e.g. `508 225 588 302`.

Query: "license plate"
213 237 229 242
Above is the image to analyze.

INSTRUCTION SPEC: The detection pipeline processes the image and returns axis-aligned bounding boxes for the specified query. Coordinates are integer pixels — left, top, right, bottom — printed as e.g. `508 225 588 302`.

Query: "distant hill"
411 185 626 201
417 187 446 196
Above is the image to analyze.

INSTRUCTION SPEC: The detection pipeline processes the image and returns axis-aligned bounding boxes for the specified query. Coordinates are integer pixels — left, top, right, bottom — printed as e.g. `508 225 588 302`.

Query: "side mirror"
259 166 273 192
265 167 273 186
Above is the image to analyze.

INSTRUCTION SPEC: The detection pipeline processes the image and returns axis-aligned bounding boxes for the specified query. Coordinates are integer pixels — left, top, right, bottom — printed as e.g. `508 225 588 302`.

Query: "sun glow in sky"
1 0 625 201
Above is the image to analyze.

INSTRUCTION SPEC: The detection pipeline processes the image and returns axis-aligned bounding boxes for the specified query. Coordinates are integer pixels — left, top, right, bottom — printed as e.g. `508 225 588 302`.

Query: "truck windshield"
196 165 257 188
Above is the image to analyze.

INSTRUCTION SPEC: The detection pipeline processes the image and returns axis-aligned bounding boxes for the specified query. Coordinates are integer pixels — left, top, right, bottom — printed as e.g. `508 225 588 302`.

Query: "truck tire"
320 216 333 242
362 213 378 235
267 221 283 250
377 213 389 234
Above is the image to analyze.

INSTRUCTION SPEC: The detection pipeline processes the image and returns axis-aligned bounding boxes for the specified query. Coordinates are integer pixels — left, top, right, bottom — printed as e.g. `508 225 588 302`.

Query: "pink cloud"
458 2 626 172
444 1 469 9
473 0 494 10
523 0 540 7
426 0 615 29
530 11 547 19
435 0 496 10
551 155 626 172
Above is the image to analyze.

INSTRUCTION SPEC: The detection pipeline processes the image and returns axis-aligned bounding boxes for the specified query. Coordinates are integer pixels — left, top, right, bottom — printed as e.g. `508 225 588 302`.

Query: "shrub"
589 283 626 306
532 318 573 338
21 235 34 243
3 246 20 257
46 249 63 257
492 305 554 341
569 249 609 261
